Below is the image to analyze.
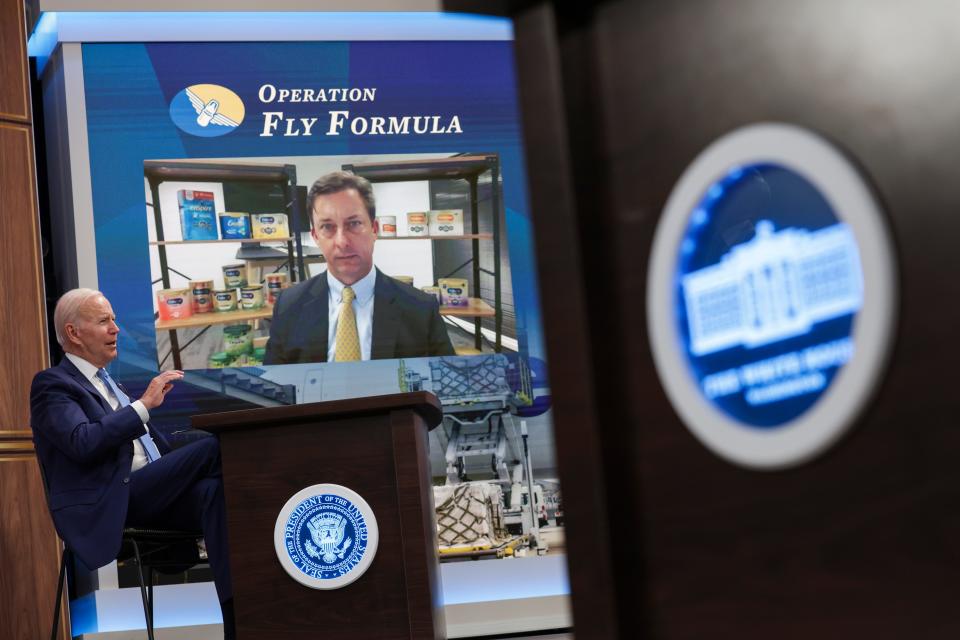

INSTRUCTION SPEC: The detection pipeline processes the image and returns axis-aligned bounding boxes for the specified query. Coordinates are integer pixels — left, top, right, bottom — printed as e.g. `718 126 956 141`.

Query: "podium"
192 392 445 639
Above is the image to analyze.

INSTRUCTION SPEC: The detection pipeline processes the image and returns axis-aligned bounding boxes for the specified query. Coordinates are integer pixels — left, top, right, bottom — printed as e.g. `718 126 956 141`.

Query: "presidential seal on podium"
274 483 380 589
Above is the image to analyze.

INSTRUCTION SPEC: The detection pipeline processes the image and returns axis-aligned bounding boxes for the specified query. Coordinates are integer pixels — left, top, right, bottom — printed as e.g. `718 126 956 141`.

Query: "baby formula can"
213 288 238 312
438 278 469 306
407 212 429 237
218 212 251 240
223 324 253 356
378 215 397 237
240 284 264 310
429 210 464 236
157 288 193 321
222 263 247 289
265 273 288 305
190 280 214 313
251 213 290 239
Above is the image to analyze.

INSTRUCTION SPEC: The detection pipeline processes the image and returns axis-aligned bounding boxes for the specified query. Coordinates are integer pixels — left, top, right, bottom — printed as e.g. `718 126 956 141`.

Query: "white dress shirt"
326 268 377 362
65 353 154 472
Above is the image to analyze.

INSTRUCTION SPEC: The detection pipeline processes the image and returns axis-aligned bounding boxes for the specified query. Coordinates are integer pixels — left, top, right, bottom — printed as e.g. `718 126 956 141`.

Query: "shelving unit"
144 160 306 369
155 307 274 331
440 298 495 318
376 233 493 241
150 237 295 246
343 154 504 352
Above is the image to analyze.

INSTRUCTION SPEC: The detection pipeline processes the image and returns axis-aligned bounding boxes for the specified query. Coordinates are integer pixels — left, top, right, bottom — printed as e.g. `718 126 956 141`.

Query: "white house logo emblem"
647 123 897 469
169 84 245 137
273 484 379 590
682 220 863 358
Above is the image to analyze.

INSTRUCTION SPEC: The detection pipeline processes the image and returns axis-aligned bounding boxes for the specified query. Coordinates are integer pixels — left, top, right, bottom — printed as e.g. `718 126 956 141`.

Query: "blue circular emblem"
648 124 897 469
676 163 862 428
274 484 378 589
169 83 245 138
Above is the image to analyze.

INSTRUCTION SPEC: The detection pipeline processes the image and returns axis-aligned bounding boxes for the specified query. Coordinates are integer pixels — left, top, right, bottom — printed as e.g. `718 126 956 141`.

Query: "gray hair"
54 288 103 346
307 171 376 225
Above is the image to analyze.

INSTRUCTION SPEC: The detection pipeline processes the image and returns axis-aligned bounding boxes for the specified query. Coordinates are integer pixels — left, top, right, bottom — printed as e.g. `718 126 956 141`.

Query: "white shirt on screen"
326 267 376 362
64 352 153 472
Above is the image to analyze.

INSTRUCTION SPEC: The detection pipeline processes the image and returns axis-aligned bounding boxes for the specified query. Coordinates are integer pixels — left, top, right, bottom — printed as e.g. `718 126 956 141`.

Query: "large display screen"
62 23 565 632
80 39 553 467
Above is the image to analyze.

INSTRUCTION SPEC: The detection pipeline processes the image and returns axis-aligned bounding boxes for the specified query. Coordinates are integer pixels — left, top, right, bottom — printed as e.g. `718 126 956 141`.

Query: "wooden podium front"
193 392 445 640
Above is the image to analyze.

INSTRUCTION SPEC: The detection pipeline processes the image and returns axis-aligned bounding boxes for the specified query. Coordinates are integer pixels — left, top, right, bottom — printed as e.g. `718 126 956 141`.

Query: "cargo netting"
433 482 506 548
430 355 511 403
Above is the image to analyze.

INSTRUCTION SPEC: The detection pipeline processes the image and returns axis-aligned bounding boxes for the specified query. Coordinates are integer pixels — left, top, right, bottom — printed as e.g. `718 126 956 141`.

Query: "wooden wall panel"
0 436 67 640
0 123 49 426
0 0 30 122
585 2 960 636
0 1 65 638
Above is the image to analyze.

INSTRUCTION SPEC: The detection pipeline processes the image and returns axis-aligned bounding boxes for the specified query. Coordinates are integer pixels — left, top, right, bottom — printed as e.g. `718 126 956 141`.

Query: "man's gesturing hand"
139 370 184 410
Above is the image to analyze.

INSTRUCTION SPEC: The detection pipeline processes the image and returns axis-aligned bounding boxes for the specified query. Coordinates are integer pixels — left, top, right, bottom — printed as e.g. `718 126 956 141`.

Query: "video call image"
145 152 514 372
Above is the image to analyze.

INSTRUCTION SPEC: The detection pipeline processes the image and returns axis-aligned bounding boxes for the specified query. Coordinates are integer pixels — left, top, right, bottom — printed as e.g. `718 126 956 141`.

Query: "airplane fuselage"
197 99 220 127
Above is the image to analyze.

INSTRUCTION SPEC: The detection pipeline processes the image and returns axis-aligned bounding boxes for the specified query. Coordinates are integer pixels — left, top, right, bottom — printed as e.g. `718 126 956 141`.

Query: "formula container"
240 284 264 310
393 275 414 287
429 210 464 236
438 278 469 307
265 273 288 305
377 216 397 237
218 212 252 240
223 324 253 356
213 288 238 312
230 353 252 366
421 286 442 303
407 212 429 237
177 190 218 241
190 280 214 313
156 288 193 321
208 352 234 369
251 213 290 239
222 263 247 288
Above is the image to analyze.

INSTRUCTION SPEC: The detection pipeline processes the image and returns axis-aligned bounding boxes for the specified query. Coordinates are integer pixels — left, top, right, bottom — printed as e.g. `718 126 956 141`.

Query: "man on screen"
264 171 455 364
30 289 235 638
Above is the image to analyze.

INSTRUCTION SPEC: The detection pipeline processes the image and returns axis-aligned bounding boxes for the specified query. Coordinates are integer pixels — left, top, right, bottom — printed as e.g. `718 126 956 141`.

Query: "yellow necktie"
335 286 361 361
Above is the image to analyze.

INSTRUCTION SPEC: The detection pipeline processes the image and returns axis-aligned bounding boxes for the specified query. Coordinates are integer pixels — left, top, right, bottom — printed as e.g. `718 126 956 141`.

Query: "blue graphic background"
675 164 860 428
81 41 546 421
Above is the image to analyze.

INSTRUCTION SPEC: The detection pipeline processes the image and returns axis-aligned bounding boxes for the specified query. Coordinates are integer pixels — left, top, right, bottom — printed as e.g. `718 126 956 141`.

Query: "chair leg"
131 540 155 640
147 566 155 631
50 546 68 640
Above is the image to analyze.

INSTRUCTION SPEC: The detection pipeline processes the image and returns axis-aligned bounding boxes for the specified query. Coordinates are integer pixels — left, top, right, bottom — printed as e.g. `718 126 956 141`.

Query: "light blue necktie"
96 368 162 463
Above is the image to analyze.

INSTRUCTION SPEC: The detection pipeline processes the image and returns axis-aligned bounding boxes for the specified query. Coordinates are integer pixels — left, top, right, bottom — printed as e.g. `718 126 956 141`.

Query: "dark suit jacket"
264 269 455 364
30 358 172 570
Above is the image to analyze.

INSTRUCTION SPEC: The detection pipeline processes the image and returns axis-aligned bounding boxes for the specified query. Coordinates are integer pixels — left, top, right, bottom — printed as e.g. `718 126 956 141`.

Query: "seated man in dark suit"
264 170 455 364
30 288 235 639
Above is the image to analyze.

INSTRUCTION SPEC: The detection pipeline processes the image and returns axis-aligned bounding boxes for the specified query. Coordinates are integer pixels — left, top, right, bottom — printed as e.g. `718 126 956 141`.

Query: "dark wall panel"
584 1 960 637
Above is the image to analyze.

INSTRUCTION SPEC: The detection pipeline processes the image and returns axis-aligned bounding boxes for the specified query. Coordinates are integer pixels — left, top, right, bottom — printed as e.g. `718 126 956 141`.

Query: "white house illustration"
682 220 863 356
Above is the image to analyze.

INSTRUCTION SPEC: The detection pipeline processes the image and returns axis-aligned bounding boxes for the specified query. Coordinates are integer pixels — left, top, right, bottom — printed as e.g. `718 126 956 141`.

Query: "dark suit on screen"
30 358 232 603
264 268 456 364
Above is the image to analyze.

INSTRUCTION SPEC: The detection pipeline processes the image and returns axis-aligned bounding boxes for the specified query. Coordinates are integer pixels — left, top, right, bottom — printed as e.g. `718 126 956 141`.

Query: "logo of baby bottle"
169 84 245 137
